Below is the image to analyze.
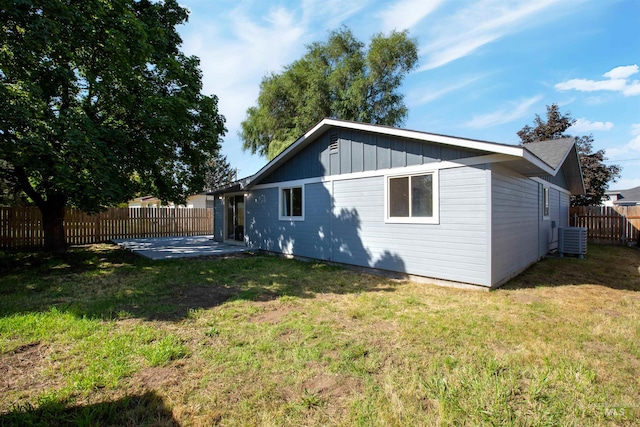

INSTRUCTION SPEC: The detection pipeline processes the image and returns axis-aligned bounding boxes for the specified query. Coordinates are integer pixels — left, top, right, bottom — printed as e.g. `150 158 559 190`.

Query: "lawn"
0 243 639 426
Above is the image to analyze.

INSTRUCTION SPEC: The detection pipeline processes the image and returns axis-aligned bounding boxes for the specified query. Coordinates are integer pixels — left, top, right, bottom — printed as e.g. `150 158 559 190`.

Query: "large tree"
1 0 226 252
240 27 418 160
517 104 621 206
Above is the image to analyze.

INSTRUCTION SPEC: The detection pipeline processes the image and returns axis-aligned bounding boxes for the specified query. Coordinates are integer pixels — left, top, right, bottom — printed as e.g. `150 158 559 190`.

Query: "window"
386 172 438 223
280 186 303 220
543 186 550 218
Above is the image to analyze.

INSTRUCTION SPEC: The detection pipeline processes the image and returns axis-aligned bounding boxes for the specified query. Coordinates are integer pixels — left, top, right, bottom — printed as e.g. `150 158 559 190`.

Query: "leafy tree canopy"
240 27 418 160
1 0 226 251
517 104 621 206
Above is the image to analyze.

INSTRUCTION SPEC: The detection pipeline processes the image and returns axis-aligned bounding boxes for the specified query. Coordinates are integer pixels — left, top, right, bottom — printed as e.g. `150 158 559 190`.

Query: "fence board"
570 206 640 244
0 207 213 249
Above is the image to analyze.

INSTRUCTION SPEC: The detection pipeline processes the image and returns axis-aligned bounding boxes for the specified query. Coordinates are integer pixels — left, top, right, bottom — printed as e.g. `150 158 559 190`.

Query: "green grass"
0 243 639 426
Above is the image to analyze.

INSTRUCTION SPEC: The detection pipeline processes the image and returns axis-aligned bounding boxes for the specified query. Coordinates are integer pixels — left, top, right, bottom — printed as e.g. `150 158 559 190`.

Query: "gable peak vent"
329 134 339 153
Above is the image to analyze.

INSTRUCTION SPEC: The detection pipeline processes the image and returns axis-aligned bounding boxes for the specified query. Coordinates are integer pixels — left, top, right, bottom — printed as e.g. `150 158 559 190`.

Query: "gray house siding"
247 164 491 287
539 186 570 254
245 184 333 260
490 165 540 286
490 165 572 286
245 187 279 252
213 198 224 243
261 129 486 184
331 167 489 286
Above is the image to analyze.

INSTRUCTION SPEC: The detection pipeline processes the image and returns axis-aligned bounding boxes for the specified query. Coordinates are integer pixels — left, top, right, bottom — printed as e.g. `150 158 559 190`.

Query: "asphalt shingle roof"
607 186 640 204
523 138 576 169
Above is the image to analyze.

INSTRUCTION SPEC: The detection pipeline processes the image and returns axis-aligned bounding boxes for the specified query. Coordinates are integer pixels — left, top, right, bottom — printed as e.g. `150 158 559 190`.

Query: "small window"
543 187 550 218
280 186 304 220
386 172 438 223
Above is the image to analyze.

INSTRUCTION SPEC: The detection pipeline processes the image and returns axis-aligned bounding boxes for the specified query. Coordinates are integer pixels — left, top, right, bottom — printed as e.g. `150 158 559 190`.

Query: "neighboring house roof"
212 118 585 195
605 186 640 205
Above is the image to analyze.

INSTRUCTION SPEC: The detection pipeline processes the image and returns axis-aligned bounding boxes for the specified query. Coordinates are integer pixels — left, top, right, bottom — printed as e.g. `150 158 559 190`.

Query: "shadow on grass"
0 391 179 426
0 244 400 321
502 244 640 291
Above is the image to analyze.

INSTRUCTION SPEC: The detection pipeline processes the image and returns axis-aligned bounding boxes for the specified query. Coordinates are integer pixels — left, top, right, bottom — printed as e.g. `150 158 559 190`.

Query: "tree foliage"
240 28 418 160
203 153 236 191
518 104 621 206
1 0 226 251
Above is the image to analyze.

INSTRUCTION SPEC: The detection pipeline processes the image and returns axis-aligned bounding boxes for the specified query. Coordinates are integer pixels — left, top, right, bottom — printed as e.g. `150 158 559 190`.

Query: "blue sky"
177 0 640 190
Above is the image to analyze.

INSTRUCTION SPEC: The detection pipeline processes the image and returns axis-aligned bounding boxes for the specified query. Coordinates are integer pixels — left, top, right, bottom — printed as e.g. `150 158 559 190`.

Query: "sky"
177 0 640 190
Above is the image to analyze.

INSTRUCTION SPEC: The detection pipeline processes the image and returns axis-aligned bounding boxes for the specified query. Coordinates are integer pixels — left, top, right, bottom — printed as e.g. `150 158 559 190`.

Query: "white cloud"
301 0 368 31
464 95 542 128
604 65 639 80
604 123 640 159
417 0 570 71
569 118 614 132
555 64 640 97
408 75 485 106
378 0 444 32
555 78 627 92
624 81 640 96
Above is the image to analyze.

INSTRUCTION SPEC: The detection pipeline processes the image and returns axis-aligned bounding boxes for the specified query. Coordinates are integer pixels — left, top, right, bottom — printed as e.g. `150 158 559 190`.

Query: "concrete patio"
113 235 249 260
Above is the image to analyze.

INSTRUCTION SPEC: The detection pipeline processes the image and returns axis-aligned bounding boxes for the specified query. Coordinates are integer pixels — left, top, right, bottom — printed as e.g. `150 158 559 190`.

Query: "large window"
386 172 438 223
280 186 304 220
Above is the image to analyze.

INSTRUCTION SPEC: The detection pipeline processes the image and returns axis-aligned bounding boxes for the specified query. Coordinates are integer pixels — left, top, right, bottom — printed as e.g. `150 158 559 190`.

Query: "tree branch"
14 166 45 208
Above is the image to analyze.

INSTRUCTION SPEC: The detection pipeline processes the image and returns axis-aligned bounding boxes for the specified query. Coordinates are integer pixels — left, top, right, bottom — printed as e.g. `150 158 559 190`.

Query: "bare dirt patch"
145 285 240 320
251 304 295 324
128 363 185 392
0 342 62 399
509 292 544 305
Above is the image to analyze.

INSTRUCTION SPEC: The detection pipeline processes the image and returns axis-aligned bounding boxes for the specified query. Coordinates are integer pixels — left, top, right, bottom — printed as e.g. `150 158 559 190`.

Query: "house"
128 193 212 209
603 186 640 206
211 119 584 289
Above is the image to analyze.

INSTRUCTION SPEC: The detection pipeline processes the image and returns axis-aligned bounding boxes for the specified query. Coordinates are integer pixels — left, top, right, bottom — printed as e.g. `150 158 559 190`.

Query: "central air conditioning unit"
558 227 587 258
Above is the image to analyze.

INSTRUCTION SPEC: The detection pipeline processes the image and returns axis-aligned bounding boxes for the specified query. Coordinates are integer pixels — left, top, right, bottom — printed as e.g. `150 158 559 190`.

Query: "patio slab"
113 235 249 260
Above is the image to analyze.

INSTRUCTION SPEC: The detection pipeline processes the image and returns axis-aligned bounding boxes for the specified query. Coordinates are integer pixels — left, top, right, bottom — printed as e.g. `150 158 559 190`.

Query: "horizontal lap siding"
541 187 570 253
245 187 279 252
491 165 540 286
214 199 224 242
292 183 332 260
246 184 332 260
332 166 489 286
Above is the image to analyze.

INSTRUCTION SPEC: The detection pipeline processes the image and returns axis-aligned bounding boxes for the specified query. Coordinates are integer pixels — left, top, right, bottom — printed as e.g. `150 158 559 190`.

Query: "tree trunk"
41 200 67 253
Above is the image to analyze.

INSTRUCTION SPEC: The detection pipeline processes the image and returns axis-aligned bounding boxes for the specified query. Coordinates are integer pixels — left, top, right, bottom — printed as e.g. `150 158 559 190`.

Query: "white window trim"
279 184 305 221
542 186 550 220
384 170 439 224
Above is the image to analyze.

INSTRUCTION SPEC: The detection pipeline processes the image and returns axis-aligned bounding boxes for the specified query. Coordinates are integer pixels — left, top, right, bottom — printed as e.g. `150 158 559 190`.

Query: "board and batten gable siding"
248 164 492 287
540 167 569 190
260 129 487 184
490 164 540 287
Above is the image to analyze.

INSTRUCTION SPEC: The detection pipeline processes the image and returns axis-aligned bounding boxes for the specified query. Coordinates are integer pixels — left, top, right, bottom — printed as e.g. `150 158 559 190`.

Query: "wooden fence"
570 206 640 244
0 207 213 249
